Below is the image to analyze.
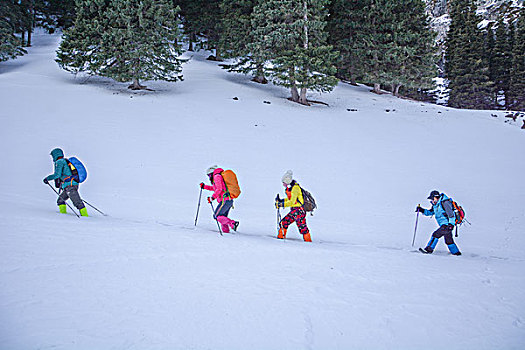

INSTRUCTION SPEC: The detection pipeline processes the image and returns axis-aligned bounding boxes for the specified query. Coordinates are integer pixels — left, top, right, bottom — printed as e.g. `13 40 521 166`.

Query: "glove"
275 198 284 209
207 197 213 204
43 178 49 184
54 179 62 188
200 182 205 189
415 205 424 213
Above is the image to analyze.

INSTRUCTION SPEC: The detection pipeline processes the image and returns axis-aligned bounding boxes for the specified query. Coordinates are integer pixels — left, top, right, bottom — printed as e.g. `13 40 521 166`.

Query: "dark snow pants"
280 207 309 235
57 185 85 209
431 225 455 245
214 199 233 219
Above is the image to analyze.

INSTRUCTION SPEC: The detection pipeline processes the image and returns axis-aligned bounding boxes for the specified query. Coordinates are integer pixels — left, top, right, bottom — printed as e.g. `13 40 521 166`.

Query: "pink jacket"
203 168 230 202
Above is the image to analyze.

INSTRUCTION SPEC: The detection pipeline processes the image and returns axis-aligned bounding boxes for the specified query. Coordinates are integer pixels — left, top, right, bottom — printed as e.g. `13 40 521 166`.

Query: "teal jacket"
422 193 456 227
45 148 79 189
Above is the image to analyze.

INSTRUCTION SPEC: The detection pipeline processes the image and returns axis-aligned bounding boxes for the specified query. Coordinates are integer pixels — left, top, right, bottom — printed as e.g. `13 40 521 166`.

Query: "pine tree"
57 0 184 90
381 0 437 96
56 0 112 75
492 19 512 108
175 0 221 58
358 0 394 94
219 0 268 83
326 0 370 85
485 23 497 105
0 1 26 62
508 8 524 111
251 0 338 105
446 0 494 109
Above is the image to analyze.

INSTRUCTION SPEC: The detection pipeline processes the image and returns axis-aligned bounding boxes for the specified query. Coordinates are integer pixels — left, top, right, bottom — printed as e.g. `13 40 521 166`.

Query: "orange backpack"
222 170 241 199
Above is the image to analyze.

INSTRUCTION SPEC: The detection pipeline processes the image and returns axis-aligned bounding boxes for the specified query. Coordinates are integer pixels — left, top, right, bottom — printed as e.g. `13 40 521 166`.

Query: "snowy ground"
1 32 524 350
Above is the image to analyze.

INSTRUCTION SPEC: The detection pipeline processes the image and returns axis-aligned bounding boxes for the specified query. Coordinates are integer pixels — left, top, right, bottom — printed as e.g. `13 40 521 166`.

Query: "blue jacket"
45 148 79 189
423 193 456 226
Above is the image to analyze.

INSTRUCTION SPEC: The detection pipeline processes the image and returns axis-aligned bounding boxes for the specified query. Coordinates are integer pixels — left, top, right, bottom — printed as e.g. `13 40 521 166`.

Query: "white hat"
206 165 218 175
281 170 293 185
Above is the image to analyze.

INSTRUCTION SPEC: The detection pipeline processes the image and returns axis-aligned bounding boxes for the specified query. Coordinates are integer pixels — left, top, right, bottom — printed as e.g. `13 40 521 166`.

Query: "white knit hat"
281 170 293 185
206 165 218 175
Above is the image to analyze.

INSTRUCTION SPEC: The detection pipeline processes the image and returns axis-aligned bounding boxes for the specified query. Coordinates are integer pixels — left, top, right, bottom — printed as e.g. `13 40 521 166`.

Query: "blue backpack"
66 157 87 183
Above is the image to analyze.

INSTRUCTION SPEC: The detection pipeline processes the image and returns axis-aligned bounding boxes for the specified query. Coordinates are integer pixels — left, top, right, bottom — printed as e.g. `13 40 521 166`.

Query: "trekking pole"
412 205 420 247
195 187 203 226
277 207 281 231
209 201 223 236
46 182 80 218
275 194 282 232
82 199 107 216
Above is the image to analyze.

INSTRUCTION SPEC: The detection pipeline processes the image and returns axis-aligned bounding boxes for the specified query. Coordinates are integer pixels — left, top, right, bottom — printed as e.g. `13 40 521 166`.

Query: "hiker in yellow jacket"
275 170 312 242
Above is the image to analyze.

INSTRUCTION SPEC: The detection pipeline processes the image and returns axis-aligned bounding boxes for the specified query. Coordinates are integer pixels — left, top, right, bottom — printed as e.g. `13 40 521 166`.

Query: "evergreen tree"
446 0 494 109
219 0 268 83
326 0 370 85
492 19 512 108
0 1 26 62
251 0 338 105
358 0 394 94
56 0 111 75
174 0 221 57
509 8 524 111
57 0 184 90
485 23 497 105
382 0 436 96
40 0 77 31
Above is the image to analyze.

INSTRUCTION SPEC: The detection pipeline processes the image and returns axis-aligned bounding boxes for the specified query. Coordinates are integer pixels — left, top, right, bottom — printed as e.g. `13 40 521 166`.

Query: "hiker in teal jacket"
43 148 88 216
416 190 461 255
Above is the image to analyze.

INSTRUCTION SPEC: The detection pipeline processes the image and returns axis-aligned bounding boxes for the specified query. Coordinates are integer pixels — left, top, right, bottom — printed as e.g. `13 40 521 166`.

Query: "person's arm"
45 160 64 181
422 207 434 216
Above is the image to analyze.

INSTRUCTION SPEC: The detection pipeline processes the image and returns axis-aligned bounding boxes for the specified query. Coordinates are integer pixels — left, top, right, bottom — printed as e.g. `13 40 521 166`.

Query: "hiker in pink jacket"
200 165 239 233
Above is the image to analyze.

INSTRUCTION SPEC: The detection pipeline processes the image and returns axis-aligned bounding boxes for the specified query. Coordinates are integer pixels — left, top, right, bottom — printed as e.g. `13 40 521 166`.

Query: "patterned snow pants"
280 207 309 235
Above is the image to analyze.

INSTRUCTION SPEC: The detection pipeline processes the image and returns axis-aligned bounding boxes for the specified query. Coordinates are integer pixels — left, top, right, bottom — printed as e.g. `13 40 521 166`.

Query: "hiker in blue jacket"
43 148 88 217
416 190 461 255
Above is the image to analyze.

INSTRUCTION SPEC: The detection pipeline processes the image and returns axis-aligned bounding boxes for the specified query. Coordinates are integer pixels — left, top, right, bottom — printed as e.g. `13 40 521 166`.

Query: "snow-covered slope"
1 32 524 350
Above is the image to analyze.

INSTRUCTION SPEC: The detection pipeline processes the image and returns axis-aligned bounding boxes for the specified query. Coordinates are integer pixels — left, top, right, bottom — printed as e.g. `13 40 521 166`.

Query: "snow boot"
233 221 239 232
422 237 439 253
303 232 312 242
79 207 89 217
59 204 67 214
277 228 287 239
448 243 462 256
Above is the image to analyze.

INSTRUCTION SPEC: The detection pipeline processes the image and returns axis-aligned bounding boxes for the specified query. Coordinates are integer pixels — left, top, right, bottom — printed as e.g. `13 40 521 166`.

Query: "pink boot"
217 216 233 233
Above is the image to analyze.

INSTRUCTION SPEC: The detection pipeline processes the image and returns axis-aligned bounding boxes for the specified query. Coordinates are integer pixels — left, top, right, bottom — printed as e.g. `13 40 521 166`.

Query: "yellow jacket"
284 183 304 208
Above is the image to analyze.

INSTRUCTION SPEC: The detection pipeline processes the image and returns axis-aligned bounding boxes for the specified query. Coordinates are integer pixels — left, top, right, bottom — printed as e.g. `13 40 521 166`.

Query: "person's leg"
66 186 88 216
444 231 461 255
57 188 69 213
278 209 297 239
423 226 447 253
295 208 311 242
215 200 234 233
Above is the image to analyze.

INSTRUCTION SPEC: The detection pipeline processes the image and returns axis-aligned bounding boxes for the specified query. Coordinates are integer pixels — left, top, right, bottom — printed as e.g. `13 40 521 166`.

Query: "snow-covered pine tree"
56 0 110 75
446 0 494 109
57 0 183 90
101 0 183 89
219 0 268 84
509 8 524 111
251 0 338 105
0 1 26 61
